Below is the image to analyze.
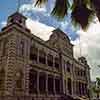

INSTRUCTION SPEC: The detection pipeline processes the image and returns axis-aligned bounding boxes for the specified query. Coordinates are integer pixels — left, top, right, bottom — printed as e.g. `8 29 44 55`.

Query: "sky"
0 0 100 81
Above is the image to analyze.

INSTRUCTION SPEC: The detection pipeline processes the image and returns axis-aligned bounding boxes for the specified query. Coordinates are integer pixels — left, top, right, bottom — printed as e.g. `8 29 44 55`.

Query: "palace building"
0 12 91 100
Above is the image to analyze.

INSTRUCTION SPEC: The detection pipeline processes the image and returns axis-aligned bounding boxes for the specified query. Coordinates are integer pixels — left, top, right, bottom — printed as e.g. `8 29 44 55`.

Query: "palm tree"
35 0 100 29
92 77 100 100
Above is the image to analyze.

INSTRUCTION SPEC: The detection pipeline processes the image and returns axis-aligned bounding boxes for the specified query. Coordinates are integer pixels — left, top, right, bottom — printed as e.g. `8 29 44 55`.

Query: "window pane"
30 47 38 62
39 50 46 64
47 54 53 67
20 41 24 56
66 61 70 72
0 68 5 89
68 78 72 95
39 73 46 94
29 69 37 94
55 78 60 94
48 75 54 94
54 57 59 69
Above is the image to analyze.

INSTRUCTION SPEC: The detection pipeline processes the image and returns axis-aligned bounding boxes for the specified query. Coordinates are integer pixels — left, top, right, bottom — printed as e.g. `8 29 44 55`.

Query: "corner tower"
7 12 26 26
0 12 31 100
2 12 30 32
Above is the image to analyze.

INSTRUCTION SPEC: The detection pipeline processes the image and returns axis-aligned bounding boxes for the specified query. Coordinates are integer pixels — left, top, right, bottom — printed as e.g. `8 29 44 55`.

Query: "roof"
52 28 70 42
8 12 27 20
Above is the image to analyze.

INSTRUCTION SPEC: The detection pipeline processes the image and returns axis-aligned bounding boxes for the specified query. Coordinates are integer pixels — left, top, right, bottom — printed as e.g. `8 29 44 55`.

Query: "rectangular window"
29 70 37 94
47 54 53 67
3 39 8 56
39 50 46 64
30 47 38 62
66 62 71 73
39 74 46 94
68 78 72 95
54 57 59 69
48 76 54 94
20 41 24 56
55 78 60 94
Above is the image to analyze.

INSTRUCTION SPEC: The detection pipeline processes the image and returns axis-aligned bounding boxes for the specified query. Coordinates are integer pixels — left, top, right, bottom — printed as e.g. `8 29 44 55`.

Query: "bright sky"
0 0 100 81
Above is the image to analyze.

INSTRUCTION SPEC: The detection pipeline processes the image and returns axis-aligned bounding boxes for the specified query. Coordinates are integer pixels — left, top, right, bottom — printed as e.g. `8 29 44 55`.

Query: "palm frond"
51 0 70 20
96 77 100 86
91 0 100 21
71 1 94 30
34 0 98 29
35 0 48 7
83 0 91 7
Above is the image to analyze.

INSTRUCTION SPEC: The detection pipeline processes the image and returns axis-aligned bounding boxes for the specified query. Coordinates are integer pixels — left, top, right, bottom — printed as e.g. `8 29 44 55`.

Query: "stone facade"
0 12 91 100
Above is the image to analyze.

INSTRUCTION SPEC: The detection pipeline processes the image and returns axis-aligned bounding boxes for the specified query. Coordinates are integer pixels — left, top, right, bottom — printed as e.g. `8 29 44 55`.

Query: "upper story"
0 12 90 77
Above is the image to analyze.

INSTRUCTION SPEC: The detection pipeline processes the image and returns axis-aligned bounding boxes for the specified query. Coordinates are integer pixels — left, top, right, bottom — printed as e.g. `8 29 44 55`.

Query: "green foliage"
71 4 94 29
35 0 48 7
51 0 70 20
92 77 100 100
35 0 100 30
96 77 100 86
92 85 100 93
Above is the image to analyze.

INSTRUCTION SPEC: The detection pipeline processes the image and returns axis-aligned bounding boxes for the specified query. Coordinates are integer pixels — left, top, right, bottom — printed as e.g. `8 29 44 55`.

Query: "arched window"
47 54 53 67
15 70 23 89
0 68 5 89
